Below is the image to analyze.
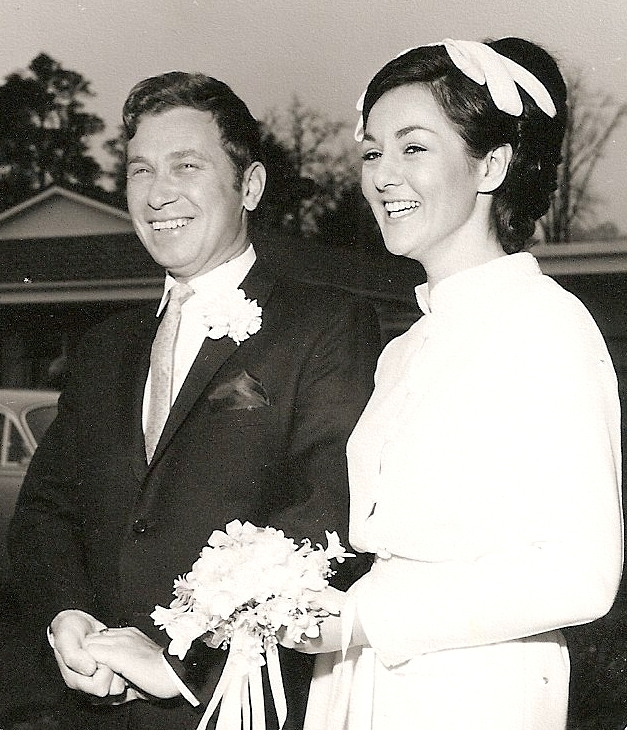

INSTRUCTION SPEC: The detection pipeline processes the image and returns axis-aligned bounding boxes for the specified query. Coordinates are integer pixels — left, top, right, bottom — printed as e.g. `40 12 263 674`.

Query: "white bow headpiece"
354 39 557 141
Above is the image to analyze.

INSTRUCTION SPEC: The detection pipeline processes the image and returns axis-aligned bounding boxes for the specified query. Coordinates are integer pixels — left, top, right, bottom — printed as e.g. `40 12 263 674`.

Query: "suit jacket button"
132 519 148 534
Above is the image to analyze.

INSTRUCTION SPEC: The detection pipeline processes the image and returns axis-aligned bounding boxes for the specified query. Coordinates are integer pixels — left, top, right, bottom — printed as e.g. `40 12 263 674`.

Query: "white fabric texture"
306 252 623 730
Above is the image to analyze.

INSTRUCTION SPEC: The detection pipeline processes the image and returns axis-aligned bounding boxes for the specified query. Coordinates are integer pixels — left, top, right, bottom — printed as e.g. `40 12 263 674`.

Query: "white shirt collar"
156 244 257 316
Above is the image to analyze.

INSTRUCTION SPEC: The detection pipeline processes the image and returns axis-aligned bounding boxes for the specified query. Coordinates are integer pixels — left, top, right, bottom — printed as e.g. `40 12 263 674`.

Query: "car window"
26 405 58 444
0 413 30 466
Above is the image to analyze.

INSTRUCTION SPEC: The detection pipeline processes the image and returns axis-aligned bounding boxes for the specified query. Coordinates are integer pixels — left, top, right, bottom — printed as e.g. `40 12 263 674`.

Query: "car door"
0 408 33 574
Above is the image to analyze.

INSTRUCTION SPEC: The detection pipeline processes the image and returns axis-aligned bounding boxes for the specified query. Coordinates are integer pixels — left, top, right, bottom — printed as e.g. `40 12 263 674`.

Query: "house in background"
1 186 627 401
0 186 162 387
533 239 627 397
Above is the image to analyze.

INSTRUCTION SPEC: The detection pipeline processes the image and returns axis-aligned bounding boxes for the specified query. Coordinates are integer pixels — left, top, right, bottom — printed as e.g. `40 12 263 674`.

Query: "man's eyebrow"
168 148 207 160
126 154 149 166
126 149 208 165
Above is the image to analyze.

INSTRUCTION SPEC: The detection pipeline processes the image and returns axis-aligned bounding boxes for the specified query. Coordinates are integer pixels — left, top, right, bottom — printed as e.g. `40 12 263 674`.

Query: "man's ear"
242 161 266 211
477 143 512 194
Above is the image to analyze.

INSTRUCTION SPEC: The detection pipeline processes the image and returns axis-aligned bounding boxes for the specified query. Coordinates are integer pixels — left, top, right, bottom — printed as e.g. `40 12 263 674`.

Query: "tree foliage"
541 74 627 242
258 96 356 236
0 53 105 210
4 54 620 247
102 126 128 209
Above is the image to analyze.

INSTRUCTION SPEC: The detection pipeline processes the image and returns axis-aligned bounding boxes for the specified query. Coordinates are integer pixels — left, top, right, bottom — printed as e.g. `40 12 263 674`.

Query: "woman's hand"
306 585 346 615
278 586 366 654
279 613 344 654
84 627 181 699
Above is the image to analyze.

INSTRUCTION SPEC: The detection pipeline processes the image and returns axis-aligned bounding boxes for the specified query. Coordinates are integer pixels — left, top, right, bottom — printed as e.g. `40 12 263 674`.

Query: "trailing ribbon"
354 38 557 141
196 631 287 730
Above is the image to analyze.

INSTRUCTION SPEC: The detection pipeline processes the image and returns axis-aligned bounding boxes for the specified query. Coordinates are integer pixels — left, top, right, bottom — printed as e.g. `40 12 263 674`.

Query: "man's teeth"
384 201 420 218
151 218 190 230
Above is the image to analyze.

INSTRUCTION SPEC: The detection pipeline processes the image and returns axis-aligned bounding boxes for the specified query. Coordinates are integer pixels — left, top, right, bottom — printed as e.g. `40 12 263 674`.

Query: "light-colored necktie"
145 282 194 462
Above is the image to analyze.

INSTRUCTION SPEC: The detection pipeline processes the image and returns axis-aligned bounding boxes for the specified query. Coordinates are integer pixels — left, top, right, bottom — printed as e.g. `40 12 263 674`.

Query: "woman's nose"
371 156 403 191
147 173 178 210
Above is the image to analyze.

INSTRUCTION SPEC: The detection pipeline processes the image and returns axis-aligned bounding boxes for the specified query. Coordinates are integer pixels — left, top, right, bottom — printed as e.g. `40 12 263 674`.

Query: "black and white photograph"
0 1 626 729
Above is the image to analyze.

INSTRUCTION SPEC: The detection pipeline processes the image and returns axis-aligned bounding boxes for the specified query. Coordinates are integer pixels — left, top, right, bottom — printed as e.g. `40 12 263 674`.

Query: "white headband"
354 39 557 141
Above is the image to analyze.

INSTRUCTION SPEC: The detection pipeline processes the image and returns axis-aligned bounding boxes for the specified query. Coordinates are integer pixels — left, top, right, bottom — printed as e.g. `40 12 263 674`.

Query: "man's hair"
122 71 264 187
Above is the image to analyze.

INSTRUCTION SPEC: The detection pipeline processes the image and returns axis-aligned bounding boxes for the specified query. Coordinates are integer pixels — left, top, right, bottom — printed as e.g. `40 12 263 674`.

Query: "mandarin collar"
414 252 541 318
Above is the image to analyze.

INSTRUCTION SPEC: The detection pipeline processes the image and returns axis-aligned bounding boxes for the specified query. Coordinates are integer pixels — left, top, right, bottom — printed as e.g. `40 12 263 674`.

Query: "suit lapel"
148 263 277 466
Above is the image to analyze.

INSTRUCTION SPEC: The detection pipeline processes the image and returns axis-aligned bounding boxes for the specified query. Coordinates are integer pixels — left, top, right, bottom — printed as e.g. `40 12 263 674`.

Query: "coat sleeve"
267 290 380 589
7 335 100 632
353 294 623 668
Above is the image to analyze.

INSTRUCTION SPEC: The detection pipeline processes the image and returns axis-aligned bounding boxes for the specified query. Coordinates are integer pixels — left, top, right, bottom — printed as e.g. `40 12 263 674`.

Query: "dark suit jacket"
6 262 380 730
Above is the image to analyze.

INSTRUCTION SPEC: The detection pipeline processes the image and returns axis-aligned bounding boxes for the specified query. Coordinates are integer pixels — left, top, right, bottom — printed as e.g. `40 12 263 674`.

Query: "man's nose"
147 173 178 210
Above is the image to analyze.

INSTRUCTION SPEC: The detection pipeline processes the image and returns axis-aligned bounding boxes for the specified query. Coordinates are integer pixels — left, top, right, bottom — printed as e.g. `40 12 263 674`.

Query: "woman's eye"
405 144 426 155
361 149 382 162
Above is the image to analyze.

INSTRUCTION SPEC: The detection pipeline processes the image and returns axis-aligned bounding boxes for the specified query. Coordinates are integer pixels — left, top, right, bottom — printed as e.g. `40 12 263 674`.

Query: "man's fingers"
55 652 103 694
83 629 179 699
86 663 121 697
108 670 127 696
53 644 96 681
50 610 103 676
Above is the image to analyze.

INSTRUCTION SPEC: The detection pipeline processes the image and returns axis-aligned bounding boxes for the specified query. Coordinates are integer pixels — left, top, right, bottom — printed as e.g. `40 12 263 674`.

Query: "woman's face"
361 83 488 272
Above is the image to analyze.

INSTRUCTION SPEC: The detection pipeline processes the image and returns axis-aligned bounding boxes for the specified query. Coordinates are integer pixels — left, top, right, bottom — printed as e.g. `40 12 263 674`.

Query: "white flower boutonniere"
203 288 262 345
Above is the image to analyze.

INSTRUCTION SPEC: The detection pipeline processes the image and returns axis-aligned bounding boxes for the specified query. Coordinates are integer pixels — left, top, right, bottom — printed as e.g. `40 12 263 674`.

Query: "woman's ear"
478 143 513 194
242 161 267 211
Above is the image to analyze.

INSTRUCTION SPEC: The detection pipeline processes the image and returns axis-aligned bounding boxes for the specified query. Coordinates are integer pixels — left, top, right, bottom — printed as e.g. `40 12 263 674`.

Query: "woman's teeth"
384 201 420 218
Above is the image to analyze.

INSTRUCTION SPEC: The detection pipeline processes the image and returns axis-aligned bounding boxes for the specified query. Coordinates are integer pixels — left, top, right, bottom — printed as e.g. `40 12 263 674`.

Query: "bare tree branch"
542 71 627 242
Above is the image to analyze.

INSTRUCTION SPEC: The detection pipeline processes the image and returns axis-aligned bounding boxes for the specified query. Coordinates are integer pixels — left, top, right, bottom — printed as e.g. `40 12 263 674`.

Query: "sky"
1 0 626 233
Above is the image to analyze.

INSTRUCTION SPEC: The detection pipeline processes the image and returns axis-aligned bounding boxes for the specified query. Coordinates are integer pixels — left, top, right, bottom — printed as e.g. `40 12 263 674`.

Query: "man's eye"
127 167 150 178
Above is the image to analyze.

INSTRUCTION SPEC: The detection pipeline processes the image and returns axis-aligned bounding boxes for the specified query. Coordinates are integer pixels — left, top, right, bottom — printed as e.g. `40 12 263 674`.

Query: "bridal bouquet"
152 519 353 730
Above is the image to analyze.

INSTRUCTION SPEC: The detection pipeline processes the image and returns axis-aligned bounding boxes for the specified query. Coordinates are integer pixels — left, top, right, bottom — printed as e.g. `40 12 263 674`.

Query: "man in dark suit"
7 72 379 730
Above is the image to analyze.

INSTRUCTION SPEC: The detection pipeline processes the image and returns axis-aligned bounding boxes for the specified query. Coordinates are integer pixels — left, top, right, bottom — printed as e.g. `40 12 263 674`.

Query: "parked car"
0 389 59 573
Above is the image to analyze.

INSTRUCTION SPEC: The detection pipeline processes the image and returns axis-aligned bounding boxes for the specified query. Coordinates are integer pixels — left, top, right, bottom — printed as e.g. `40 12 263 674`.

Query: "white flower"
153 522 352 666
321 530 355 563
202 289 262 345
152 609 210 660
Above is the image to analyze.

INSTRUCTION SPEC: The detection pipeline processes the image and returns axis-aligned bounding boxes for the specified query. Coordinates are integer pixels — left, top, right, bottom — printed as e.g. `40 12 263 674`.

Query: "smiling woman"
294 38 624 730
360 82 509 282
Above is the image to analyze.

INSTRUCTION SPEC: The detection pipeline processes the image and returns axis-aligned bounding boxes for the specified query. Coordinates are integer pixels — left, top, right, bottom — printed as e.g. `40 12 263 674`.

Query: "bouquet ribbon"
197 629 287 730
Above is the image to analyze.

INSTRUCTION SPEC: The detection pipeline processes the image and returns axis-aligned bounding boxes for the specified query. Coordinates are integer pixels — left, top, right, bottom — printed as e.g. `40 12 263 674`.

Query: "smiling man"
7 72 379 730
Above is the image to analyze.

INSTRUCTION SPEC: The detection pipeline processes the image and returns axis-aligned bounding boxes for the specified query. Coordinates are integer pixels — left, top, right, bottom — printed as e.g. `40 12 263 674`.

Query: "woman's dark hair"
361 38 567 252
122 72 264 188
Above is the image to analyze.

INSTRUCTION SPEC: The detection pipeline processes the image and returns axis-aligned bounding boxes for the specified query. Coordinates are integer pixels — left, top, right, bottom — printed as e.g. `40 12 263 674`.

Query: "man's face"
126 107 258 280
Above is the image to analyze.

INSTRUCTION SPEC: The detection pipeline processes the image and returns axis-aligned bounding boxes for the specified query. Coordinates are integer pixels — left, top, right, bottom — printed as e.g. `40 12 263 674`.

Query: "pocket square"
206 369 270 411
